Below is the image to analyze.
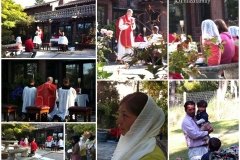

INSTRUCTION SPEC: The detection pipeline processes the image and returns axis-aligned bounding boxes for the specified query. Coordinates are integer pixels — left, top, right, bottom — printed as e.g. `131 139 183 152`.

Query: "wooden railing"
34 4 95 21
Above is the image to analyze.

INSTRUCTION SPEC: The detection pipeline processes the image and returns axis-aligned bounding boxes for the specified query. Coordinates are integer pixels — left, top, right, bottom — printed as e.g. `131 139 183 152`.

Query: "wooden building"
22 0 95 45
169 0 239 41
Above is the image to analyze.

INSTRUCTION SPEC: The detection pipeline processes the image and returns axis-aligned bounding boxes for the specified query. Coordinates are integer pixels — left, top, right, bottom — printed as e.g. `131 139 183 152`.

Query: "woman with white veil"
228 26 239 62
200 19 222 66
112 92 166 160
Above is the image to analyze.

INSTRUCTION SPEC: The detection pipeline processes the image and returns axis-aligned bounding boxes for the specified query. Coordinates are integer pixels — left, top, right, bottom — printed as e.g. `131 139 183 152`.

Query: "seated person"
149 26 163 44
58 32 68 51
201 137 221 160
169 33 180 43
25 35 37 58
33 32 42 49
56 78 76 121
135 33 145 42
57 138 64 150
228 26 239 62
149 26 163 65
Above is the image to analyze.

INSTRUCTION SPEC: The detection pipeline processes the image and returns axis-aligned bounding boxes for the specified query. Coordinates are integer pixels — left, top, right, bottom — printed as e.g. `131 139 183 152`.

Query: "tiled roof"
24 0 58 9
56 0 95 8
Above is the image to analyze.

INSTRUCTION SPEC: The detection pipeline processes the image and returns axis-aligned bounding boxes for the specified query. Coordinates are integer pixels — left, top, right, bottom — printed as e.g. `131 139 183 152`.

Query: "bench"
2 104 18 122
68 106 92 122
58 44 67 52
26 105 50 122
8 148 29 160
191 62 239 79
38 143 45 150
51 145 58 151
42 42 51 51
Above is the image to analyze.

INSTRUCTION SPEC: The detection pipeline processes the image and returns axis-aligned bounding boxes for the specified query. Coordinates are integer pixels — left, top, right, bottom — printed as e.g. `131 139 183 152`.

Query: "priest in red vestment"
35 77 58 120
117 9 136 62
36 26 43 40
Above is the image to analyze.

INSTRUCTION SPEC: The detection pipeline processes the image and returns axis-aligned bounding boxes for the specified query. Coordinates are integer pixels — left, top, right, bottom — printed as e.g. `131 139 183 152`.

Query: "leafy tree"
141 81 168 138
1 0 35 44
175 81 218 93
2 124 35 140
35 0 45 4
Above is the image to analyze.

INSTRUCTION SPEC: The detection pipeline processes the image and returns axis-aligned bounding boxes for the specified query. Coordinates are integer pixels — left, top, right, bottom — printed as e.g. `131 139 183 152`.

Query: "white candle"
55 79 58 84
143 27 146 32
180 20 184 26
78 78 81 83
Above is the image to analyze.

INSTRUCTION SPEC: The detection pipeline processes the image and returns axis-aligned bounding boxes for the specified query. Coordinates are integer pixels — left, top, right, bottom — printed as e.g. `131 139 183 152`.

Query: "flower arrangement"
11 85 24 101
97 28 114 62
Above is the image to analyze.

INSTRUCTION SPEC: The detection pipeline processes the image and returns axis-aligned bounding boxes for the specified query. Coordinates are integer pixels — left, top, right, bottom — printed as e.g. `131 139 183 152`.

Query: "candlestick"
180 20 184 34
143 27 146 37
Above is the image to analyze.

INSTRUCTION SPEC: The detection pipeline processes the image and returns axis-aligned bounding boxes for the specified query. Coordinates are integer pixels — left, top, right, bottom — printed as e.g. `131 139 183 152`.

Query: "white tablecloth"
168 42 198 53
50 38 59 43
75 94 89 107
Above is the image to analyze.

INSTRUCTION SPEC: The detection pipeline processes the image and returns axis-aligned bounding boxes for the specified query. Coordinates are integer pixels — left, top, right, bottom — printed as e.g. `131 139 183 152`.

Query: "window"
66 64 79 87
169 1 184 34
13 62 37 81
77 23 92 35
97 5 107 28
83 63 95 102
224 0 238 24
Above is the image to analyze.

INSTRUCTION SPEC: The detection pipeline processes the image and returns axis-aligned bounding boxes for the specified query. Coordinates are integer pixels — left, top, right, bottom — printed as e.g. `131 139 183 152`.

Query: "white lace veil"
201 19 222 45
112 96 165 160
228 26 239 37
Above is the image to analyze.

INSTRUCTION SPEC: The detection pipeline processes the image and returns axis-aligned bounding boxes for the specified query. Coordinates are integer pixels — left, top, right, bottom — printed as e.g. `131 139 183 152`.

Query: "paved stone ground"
101 62 167 81
2 147 64 160
4 47 95 59
97 140 118 160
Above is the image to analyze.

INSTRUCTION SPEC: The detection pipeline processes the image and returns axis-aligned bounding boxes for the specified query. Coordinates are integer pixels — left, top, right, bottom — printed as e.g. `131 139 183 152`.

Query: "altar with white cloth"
75 94 89 107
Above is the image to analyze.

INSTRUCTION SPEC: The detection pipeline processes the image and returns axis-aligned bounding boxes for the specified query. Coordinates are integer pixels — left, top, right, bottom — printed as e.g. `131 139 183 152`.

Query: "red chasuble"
120 15 133 48
35 83 57 112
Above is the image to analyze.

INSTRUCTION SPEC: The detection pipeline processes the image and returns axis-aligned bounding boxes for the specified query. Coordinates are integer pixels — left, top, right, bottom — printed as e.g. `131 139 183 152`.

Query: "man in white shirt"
58 32 68 51
22 78 37 120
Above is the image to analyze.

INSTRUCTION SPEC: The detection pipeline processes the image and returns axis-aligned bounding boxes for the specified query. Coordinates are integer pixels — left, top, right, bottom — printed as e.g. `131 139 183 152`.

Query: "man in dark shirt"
25 35 37 58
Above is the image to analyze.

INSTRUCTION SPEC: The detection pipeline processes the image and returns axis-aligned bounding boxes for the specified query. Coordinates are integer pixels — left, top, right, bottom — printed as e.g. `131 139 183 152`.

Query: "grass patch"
169 119 239 160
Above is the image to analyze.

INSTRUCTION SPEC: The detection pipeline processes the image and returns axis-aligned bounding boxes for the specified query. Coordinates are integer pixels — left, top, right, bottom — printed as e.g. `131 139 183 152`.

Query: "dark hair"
71 135 79 146
197 100 208 108
63 78 70 85
29 78 35 84
214 19 228 33
184 101 195 111
28 35 32 39
119 92 148 116
209 137 221 151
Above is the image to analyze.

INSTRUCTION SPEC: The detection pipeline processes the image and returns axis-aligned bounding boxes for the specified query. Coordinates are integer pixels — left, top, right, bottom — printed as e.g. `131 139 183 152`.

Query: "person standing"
117 9 136 62
22 78 37 120
36 26 43 40
182 101 213 160
58 32 68 51
30 138 38 156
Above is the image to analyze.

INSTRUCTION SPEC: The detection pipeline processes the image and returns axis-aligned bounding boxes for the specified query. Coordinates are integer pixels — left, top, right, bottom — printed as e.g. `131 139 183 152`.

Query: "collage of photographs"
0 0 239 160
